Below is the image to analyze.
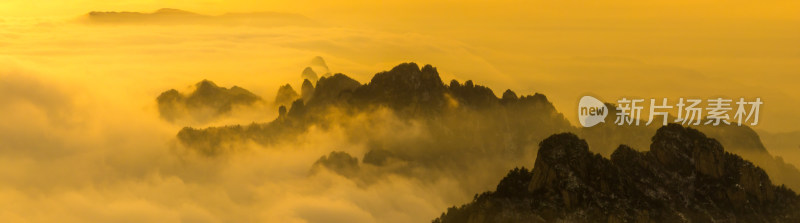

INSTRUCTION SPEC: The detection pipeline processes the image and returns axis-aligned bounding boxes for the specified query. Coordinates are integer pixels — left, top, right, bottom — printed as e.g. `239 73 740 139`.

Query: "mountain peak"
535 133 590 165
307 73 360 106
529 132 596 192
353 63 447 111
650 124 726 177
371 62 444 89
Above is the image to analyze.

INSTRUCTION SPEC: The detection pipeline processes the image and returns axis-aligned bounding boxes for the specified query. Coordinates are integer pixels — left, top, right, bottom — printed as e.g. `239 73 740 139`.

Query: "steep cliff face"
434 124 800 223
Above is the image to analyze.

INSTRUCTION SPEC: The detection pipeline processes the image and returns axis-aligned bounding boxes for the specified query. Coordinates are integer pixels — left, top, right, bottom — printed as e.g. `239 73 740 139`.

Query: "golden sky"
2 0 798 131
1 1 799 222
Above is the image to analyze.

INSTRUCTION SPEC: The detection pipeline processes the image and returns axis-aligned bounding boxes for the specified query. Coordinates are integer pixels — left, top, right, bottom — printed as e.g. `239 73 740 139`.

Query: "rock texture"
352 63 446 112
434 124 800 223
580 104 800 192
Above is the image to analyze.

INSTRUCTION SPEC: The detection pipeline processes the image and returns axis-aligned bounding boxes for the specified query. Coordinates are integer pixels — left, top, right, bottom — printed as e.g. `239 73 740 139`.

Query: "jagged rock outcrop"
306 73 361 107
434 124 800 223
447 80 498 109
352 63 447 112
579 103 800 191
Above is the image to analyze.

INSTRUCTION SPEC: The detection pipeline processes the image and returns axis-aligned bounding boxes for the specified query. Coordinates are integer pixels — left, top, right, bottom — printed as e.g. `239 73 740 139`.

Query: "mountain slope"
434 124 800 223
580 104 800 191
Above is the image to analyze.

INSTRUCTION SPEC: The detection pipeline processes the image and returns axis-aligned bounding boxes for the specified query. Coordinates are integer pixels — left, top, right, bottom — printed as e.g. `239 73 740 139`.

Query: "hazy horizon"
2 2 798 132
1 2 799 222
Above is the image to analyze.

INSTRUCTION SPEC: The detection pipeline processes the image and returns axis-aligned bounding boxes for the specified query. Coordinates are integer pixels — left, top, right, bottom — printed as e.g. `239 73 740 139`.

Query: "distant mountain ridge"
160 62 800 219
177 63 570 154
157 79 261 124
174 63 572 197
84 8 317 26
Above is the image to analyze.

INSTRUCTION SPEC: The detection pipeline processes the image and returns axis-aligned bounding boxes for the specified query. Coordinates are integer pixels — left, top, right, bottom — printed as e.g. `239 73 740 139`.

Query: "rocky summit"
434 124 800 223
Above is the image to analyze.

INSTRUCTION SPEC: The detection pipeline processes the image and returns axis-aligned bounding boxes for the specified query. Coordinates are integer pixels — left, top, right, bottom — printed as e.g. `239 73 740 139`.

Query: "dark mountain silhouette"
175 63 572 194
157 79 261 124
167 62 800 208
349 63 447 113
178 63 571 151
698 125 800 192
306 73 361 108
580 104 800 191
84 8 317 27
434 124 800 223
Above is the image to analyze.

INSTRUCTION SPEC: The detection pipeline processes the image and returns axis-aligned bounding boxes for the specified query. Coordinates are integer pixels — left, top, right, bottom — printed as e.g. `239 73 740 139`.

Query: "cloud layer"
2 6 799 222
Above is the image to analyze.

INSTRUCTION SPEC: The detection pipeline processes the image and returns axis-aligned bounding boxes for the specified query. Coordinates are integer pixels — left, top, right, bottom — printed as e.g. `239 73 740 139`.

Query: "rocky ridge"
434 124 800 223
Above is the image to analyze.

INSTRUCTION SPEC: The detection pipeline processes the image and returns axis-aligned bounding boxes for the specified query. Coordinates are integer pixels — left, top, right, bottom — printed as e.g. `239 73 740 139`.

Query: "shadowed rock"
434 124 800 223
